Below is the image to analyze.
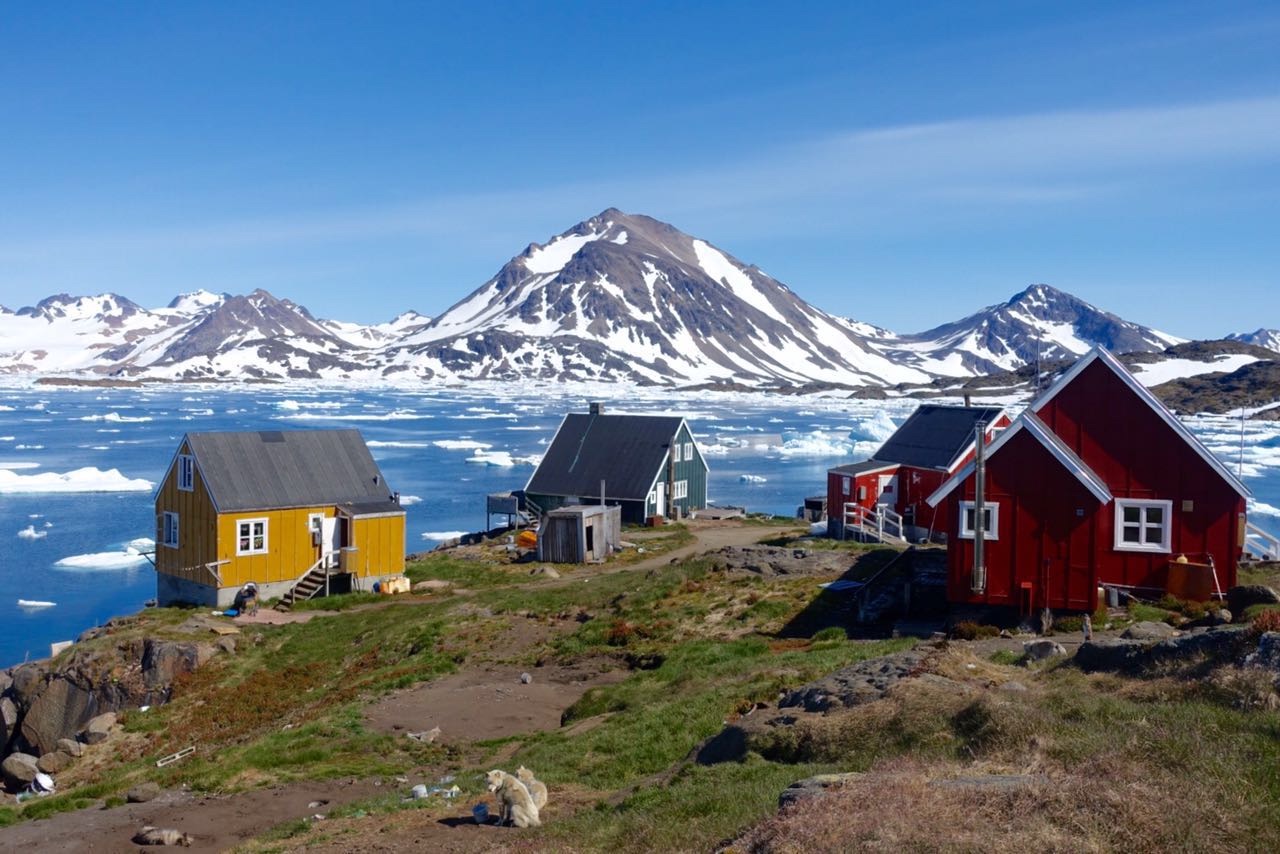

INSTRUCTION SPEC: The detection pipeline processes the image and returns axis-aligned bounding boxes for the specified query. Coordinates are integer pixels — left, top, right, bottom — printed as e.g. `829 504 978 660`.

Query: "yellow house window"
162 512 179 548
237 518 268 555
178 455 194 491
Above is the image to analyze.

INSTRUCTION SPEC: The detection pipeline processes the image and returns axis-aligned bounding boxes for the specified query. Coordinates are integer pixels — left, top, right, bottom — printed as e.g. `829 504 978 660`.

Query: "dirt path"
0 779 385 852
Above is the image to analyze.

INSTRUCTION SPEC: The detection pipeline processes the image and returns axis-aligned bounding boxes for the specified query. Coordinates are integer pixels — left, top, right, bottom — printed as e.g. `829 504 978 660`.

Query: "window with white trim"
237 518 269 555
857 485 867 501
842 476 851 494
673 480 689 500
672 443 682 463
162 512 179 548
177 454 194 491
683 442 693 461
1114 499 1171 553
959 501 999 540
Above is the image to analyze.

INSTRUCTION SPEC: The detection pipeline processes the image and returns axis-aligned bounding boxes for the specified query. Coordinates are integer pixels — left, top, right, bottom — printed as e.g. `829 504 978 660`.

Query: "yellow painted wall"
155 441 220 587
350 515 406 577
215 505 335 589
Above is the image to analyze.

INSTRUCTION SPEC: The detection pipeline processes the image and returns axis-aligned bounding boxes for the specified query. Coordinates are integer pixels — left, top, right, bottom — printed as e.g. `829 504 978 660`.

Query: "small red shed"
827 404 1010 540
928 347 1250 613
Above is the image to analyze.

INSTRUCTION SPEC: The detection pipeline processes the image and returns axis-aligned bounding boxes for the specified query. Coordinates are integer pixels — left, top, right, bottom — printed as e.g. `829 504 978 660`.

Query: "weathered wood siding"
349 514 406 577
155 440 219 587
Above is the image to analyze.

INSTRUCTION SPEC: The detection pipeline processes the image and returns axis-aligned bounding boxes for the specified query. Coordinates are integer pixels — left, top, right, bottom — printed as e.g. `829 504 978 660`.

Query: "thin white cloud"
1 95 1278 260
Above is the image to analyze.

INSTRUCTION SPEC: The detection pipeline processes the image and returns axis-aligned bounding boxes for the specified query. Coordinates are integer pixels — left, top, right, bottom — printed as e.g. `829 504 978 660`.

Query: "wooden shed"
525 403 708 525
153 429 406 607
537 504 622 563
928 347 1251 614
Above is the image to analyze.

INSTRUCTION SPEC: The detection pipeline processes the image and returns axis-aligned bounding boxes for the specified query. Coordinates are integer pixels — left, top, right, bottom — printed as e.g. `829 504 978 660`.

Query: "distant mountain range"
0 209 1274 389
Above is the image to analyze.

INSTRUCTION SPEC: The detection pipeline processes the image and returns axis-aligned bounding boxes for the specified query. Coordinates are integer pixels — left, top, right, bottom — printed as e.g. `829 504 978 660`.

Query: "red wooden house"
927 347 1250 613
827 404 1010 541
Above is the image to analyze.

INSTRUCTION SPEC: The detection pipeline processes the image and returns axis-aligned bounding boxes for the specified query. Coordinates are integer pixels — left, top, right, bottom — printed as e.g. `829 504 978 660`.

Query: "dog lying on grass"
132 826 193 846
486 769 541 827
516 765 549 810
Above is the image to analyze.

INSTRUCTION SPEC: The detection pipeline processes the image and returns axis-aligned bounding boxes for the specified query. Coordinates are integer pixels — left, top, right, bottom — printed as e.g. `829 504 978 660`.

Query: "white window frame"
1114 499 1172 553
683 442 693 461
673 480 689 500
177 454 194 492
162 512 179 548
236 518 269 556
842 476 852 494
857 485 867 501
672 443 682 463
959 501 999 540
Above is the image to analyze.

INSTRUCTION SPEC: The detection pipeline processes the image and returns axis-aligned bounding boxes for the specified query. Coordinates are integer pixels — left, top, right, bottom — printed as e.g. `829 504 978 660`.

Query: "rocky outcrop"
1121 621 1180 641
1022 640 1068 661
708 545 857 578
778 649 931 712
1227 585 1280 616
1 752 39 792
1075 627 1246 673
2 633 219 762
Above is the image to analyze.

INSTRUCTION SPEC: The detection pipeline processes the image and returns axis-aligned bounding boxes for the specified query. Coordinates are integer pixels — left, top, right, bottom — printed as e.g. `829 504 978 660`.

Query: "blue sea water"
1 385 1277 668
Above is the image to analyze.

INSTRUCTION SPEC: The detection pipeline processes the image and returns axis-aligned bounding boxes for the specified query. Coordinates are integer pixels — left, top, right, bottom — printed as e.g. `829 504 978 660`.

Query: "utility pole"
972 421 987 594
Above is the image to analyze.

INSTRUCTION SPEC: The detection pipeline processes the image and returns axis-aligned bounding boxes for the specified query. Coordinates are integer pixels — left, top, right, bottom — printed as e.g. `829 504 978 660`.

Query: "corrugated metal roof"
187 429 396 512
873 405 1005 470
526 413 685 501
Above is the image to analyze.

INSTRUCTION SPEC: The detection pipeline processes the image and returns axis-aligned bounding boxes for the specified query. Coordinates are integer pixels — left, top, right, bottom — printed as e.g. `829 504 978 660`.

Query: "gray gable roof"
525 413 687 501
184 429 397 513
872 404 1005 471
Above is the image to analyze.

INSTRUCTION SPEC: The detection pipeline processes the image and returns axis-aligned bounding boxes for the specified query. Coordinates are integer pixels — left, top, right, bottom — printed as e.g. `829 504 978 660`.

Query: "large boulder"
779 649 932 712
56 737 83 758
37 751 72 774
17 676 97 757
1122 621 1179 641
126 781 162 803
1244 631 1280 682
81 711 117 745
1227 585 1280 616
9 663 46 709
1 752 39 792
1 696 18 748
142 639 215 694
0 668 12 696
1023 640 1068 661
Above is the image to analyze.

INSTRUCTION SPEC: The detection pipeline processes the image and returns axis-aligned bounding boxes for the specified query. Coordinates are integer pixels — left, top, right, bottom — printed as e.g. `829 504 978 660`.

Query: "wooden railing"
1246 521 1280 561
842 503 906 544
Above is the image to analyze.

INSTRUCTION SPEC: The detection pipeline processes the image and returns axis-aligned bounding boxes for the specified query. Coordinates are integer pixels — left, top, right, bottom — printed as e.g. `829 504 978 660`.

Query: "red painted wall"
946 429 1101 611
827 466 896 531
1036 360 1242 592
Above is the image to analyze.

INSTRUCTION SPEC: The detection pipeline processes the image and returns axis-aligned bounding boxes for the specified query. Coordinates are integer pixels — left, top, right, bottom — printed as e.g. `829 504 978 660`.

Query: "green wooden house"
524 403 709 524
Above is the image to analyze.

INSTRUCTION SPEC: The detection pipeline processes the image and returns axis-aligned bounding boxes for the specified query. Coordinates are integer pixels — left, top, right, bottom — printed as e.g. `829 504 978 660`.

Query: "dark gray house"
524 404 708 524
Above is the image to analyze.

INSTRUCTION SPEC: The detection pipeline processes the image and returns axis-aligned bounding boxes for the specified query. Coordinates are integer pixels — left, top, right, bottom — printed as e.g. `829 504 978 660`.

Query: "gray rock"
126 781 162 803
1212 609 1233 625
142 639 215 691
530 566 561 579
999 680 1028 693
779 649 931 712
519 672 532 685
1076 628 1245 673
18 676 97 757
37 751 72 774
1 752 39 792
81 711 117 745
412 579 452 593
778 772 862 810
216 637 237 655
10 663 46 709
0 669 11 696
1244 631 1280 676
1022 639 1068 661
709 545 858 578
1 696 17 746
1227 585 1280 616
56 737 83 758
1122 621 1179 641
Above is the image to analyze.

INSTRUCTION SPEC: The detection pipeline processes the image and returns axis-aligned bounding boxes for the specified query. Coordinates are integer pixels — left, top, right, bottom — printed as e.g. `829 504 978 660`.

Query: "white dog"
516 765 549 810
486 769 541 828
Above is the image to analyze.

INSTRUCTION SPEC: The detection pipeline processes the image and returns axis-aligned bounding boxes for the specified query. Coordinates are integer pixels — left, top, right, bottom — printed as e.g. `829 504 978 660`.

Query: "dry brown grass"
731 753 1258 854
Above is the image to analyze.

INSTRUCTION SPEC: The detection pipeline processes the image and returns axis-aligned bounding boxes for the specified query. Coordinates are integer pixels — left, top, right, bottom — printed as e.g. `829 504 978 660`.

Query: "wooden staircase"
842 503 907 546
274 554 336 611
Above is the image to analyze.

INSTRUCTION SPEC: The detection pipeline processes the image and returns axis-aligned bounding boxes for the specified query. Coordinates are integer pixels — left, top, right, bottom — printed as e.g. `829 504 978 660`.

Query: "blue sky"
1 1 1278 336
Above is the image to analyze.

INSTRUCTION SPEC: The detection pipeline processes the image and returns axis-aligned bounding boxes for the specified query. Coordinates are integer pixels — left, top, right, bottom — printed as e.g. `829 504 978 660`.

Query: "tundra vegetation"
2 523 1279 853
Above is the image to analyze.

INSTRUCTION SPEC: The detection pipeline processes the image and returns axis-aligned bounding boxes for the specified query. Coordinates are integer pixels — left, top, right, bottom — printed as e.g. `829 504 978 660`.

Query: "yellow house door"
321 517 340 567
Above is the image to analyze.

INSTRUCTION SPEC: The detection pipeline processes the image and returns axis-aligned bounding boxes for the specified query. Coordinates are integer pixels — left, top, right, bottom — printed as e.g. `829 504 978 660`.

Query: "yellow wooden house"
154 429 406 607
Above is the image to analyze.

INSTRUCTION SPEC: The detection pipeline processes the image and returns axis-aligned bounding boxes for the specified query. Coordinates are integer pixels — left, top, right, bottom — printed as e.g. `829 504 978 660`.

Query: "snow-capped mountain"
880 284 1183 377
380 209 926 386
0 210 1210 387
1229 328 1280 355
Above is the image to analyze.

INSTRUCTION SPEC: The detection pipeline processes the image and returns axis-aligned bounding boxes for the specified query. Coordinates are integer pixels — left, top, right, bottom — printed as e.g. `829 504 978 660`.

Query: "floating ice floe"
76 412 153 423
849 410 901 444
776 431 854 457
54 547 151 570
15 444 44 450
434 439 492 451
0 466 153 494
17 525 47 540
1249 499 1280 518
366 440 432 448
275 399 345 411
465 450 540 467
0 461 39 470
399 495 422 505
421 530 468 541
275 410 431 421
739 474 768 484
128 537 156 551
17 599 56 609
